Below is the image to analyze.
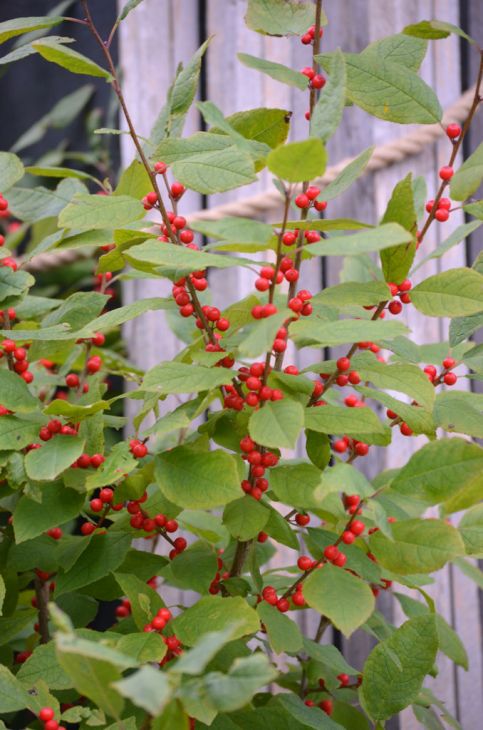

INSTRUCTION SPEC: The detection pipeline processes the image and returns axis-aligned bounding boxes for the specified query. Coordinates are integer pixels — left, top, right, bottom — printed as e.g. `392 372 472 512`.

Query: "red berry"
443 372 457 386
81 522 96 535
324 545 339 561
342 530 355 544
39 708 55 722
310 74 325 89
439 165 454 181
171 182 185 198
333 552 347 567
295 513 310 526
297 556 312 572
435 208 449 222
306 186 320 200
295 194 310 209
90 453 105 469
65 373 79 388
301 66 315 79
446 123 461 139
443 357 456 370
282 231 297 246
388 300 403 315
90 498 103 513
320 699 333 715
337 357 351 372
400 422 413 437
425 199 435 213
174 537 187 551
350 520 365 536
333 439 347 453
338 673 350 687
438 197 451 210
354 442 369 456
301 32 312 45
165 519 178 533
276 598 289 613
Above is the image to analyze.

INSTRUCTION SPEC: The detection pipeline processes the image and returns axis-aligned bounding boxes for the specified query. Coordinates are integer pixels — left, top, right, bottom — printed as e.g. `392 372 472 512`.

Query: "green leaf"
320 146 374 201
75 297 171 338
0 576 4 617
369 518 465 574
413 220 482 272
169 542 218 594
257 602 303 654
171 146 257 194
308 223 413 256
85 442 137 491
33 39 111 78
351 353 434 410
149 39 211 146
450 142 483 201
172 596 259 647
356 388 435 439
434 391 483 438
114 665 171 716
0 416 40 450
124 239 253 273
118 0 145 22
25 165 96 182
0 267 34 306
403 19 475 44
237 52 307 90
248 399 304 449
59 193 144 231
114 159 152 198
276 694 344 730
0 665 32 713
0 152 24 192
17 642 72 690
291 317 408 348
317 52 442 124
55 633 126 719
172 625 241 676
24 435 85 481
223 497 270 541
449 311 483 347
305 405 390 445
116 633 167 664
362 33 428 71
360 616 438 721
0 369 37 413
380 174 417 283
43 399 109 421
143 362 234 395
391 438 483 506
267 138 326 182
270 462 325 509
303 638 358 675
305 430 331 470
410 268 483 317
113 573 163 630
304 563 375 637
0 16 63 44
245 0 317 36
314 281 390 308
155 447 241 509
459 504 483 555
238 308 291 358
224 107 291 151
464 200 483 219
311 49 346 143
55 533 132 596
13 483 84 543
7 179 85 223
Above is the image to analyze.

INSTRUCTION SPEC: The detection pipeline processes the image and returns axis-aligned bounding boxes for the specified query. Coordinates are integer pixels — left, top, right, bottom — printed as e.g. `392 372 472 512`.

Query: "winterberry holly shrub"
0 1 482 729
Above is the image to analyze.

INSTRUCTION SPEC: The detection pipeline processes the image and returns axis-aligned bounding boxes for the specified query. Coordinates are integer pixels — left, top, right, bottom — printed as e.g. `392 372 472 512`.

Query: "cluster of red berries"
426 196 453 223
127 500 185 559
294 185 327 211
129 438 148 458
143 606 173 634
239 435 279 499
424 357 458 386
0 255 17 270
93 270 115 299
158 209 194 244
305 698 333 716
300 24 323 45
301 66 326 90
261 585 291 612
0 305 16 322
386 279 412 316
333 435 369 457
209 552 230 594
1 338 34 382
37 707 66 730
115 597 131 618
250 301 278 320
288 288 313 316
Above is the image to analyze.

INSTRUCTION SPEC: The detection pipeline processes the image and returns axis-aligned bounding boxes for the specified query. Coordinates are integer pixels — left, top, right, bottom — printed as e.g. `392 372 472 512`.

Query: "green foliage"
0 3 481 728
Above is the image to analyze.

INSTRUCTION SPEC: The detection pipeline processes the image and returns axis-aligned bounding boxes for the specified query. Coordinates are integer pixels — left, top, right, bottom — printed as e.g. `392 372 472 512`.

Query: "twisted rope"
25 87 475 273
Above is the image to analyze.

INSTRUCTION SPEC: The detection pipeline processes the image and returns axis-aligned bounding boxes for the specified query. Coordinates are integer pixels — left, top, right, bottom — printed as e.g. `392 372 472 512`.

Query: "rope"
25 86 475 273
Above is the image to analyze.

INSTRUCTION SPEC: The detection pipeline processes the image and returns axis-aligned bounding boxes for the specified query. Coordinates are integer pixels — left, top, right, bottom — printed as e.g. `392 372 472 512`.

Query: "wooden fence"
119 1 483 727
